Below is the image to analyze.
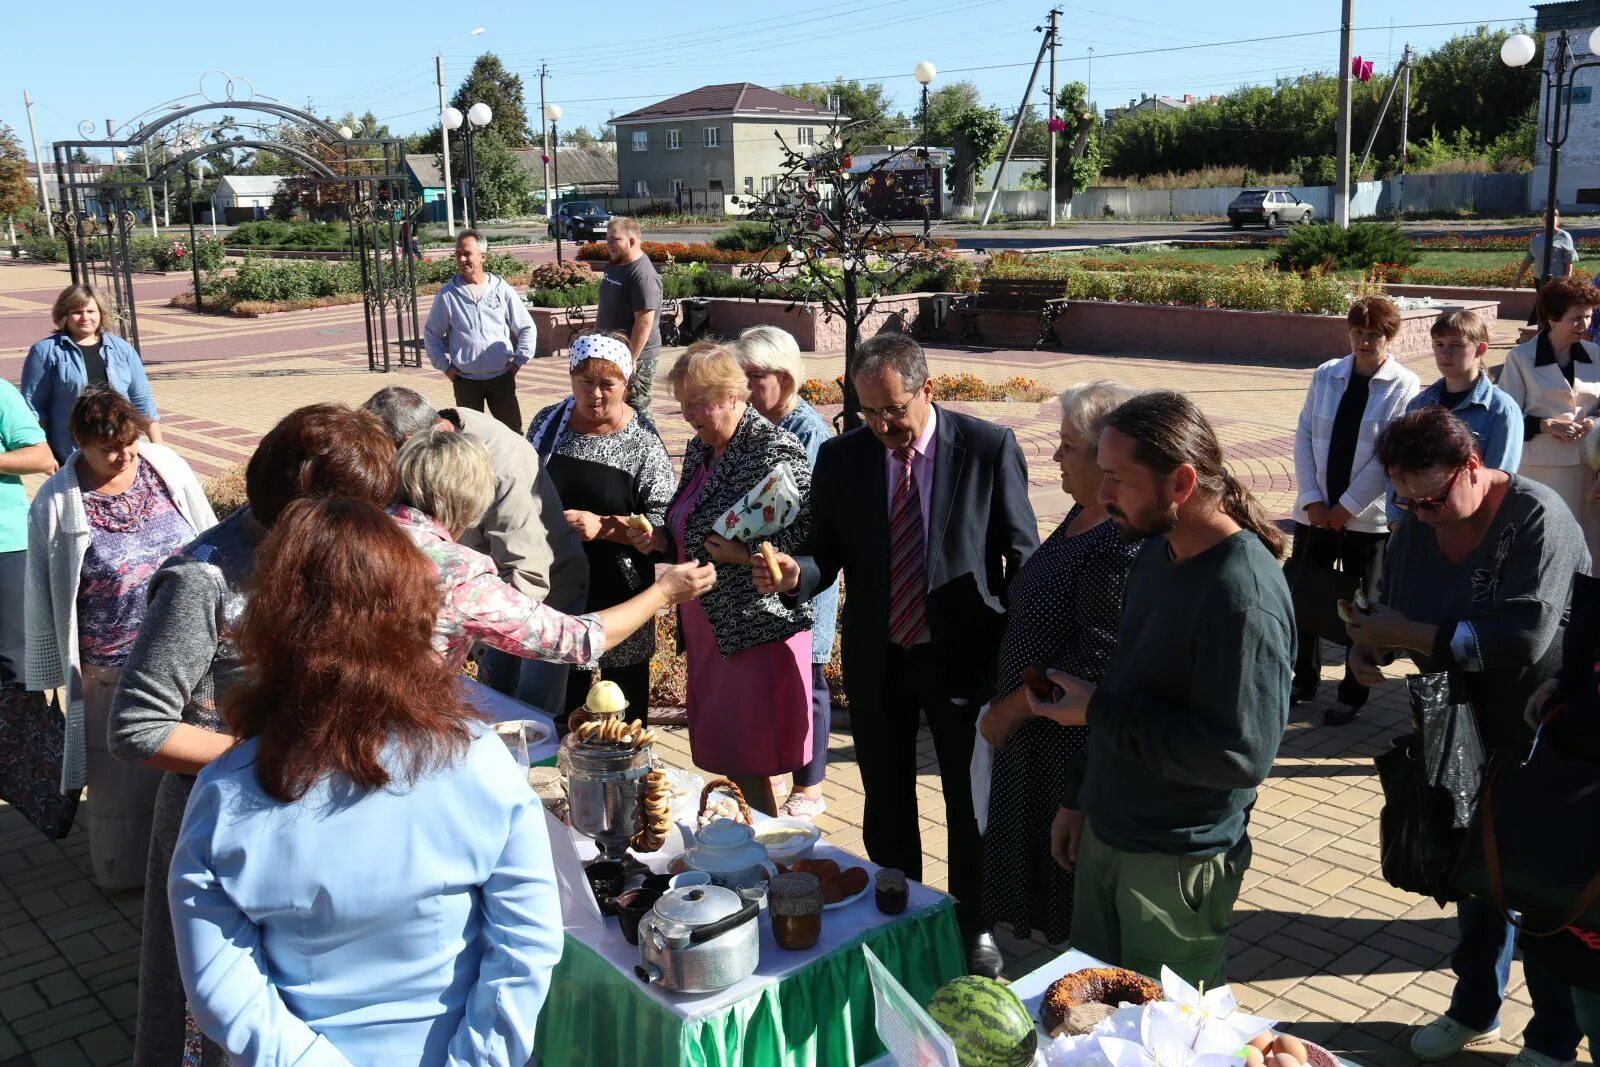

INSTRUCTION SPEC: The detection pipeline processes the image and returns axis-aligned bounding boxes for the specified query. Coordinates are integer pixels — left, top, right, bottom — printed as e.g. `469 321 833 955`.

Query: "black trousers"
852 642 985 930
1288 522 1388 708
0 550 23 687
451 370 523 433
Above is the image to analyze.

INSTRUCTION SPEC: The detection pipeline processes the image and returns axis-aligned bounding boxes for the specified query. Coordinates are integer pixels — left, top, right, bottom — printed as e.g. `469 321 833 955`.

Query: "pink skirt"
680 603 812 777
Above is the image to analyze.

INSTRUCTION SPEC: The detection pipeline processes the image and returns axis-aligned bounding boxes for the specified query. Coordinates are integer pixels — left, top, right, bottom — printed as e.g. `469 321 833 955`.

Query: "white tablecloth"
456 676 559 764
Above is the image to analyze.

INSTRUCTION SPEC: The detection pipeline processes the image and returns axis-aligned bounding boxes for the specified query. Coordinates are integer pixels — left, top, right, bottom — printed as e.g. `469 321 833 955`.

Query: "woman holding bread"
735 325 840 820
626 342 815 815
527 333 676 722
978 380 1142 945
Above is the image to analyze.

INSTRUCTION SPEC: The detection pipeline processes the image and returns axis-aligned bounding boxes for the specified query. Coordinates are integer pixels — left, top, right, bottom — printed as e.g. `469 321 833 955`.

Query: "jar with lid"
768 872 824 951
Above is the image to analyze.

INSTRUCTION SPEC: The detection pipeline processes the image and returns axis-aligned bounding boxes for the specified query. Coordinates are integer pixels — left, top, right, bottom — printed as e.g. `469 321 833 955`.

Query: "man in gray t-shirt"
595 217 663 420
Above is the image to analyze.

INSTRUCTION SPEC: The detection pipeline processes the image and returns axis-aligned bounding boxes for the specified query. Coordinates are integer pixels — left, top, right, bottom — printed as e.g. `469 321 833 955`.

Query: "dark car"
1226 188 1314 229
549 201 612 240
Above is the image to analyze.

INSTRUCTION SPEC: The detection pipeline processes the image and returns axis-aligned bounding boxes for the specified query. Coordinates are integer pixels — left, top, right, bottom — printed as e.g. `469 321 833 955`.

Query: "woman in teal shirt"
0 379 55 685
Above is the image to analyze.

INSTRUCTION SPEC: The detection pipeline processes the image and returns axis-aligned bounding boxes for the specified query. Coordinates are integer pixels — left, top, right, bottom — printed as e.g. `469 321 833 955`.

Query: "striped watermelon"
928 975 1038 1067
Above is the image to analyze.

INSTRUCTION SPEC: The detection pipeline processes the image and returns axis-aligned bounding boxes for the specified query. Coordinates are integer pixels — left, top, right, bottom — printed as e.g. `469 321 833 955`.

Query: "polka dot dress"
980 506 1139 944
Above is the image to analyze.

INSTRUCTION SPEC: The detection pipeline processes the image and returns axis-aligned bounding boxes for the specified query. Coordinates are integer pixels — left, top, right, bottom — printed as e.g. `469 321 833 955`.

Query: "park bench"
952 278 1069 349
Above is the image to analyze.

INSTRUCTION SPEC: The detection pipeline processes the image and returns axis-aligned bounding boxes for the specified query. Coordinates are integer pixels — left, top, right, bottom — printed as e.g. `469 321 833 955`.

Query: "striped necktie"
887 447 928 648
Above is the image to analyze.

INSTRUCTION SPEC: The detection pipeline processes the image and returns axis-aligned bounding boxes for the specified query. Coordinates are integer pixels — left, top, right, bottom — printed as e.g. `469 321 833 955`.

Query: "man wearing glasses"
753 334 1037 977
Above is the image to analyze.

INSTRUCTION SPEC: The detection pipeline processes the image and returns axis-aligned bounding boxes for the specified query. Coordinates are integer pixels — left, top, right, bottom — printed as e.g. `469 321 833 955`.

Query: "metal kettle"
634 885 760 993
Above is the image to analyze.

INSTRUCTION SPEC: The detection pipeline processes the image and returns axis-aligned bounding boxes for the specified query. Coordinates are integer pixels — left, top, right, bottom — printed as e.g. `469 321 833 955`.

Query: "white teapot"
681 818 778 889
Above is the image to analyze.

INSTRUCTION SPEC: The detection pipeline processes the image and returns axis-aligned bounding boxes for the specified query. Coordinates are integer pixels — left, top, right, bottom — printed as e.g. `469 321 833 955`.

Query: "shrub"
1273 221 1418 272
226 220 351 252
20 231 67 263
713 221 778 252
798 373 1049 406
220 257 363 303
528 281 600 307
204 463 249 520
982 254 1368 314
527 260 595 290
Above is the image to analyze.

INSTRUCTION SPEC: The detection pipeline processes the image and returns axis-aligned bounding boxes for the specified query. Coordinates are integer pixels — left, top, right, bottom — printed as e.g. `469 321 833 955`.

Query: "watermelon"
927 975 1038 1067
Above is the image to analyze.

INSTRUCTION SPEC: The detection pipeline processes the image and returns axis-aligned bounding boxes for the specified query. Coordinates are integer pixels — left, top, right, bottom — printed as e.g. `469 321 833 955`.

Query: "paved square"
0 260 1574 1066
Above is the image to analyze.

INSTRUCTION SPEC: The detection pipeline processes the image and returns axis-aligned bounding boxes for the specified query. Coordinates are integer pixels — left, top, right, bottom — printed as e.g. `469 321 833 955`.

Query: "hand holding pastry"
1025 668 1093 727
750 546 800 595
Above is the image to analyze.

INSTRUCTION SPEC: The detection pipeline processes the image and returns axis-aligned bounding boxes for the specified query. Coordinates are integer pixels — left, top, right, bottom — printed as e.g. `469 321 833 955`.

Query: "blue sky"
2 0 1538 158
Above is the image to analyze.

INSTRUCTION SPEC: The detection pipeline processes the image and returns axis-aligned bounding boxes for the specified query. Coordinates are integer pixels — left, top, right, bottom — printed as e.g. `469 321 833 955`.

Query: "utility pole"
23 91 53 235
1047 8 1060 227
981 24 1053 226
1396 44 1412 218
1334 0 1354 228
437 54 457 236
1355 50 1410 178
539 62 552 220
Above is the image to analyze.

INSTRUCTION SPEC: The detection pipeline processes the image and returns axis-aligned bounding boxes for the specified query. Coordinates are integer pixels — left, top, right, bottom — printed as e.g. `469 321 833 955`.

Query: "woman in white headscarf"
526 333 676 723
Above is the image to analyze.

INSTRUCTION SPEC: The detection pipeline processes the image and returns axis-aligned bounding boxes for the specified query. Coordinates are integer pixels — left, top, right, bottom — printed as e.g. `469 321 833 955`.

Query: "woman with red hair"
169 496 562 1064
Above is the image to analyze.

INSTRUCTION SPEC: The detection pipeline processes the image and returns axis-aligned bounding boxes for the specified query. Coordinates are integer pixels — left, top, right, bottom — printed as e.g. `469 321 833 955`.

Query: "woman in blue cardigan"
21 285 162 463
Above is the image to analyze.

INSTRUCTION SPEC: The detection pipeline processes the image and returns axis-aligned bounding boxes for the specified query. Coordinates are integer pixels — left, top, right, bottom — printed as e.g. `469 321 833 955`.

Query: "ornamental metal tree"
734 122 935 430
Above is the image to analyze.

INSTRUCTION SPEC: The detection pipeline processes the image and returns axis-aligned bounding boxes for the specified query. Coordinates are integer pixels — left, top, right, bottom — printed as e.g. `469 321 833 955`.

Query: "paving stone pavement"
0 261 1579 1066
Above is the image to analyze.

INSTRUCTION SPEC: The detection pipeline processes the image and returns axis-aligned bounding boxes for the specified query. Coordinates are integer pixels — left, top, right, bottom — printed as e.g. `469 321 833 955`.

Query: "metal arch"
115 101 347 149
143 140 342 186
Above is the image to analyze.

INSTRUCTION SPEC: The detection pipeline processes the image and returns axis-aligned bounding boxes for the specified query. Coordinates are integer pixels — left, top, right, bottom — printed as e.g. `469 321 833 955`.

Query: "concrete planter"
1382 283 1536 321
527 293 928 358
940 298 1501 364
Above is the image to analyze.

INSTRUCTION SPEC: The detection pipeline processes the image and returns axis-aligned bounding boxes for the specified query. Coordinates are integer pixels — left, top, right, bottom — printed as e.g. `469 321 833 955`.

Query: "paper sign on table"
717 463 802 541
545 808 605 932
864 944 960 1067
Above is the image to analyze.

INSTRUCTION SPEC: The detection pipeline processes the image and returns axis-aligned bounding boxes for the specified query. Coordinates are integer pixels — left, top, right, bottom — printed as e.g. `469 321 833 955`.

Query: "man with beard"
1028 390 1293 988
595 216 663 421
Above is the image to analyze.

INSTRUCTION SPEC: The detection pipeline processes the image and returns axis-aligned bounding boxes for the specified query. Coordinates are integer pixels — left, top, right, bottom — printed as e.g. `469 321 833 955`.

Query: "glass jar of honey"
768 872 824 951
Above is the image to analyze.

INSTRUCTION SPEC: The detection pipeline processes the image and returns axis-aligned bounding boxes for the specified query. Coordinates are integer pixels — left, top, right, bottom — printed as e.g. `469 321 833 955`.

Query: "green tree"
947 106 1007 209
566 125 597 148
780 79 906 146
921 80 981 146
1412 25 1539 149
450 54 533 145
0 123 33 247
454 130 532 220
1026 84 1103 201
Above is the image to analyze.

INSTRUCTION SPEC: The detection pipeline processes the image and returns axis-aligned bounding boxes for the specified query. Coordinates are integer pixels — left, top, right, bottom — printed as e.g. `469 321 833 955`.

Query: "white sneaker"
1410 1016 1501 1061
1507 1051 1576 1067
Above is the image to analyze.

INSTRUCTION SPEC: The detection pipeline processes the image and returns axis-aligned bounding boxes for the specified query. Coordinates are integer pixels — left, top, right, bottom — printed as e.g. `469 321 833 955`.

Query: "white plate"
823 880 871 911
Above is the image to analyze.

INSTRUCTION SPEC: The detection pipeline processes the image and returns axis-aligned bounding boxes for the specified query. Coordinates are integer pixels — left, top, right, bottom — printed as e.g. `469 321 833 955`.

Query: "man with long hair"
1028 390 1294 987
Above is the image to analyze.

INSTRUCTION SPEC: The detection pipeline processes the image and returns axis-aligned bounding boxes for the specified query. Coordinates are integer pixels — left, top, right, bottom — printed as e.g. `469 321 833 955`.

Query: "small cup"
615 887 662 946
669 870 712 889
585 860 627 914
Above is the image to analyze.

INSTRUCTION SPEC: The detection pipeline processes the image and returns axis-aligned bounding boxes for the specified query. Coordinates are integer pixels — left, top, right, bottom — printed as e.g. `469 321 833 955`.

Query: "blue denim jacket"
780 399 841 664
20 332 159 462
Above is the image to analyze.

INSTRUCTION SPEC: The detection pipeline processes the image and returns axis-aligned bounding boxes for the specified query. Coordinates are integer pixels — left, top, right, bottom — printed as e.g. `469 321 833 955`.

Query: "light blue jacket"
20 332 159 463
168 726 563 1067
424 274 535 380
779 398 841 664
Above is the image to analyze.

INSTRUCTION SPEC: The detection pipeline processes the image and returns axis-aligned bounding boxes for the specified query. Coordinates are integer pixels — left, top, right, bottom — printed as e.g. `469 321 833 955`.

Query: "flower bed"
170 254 530 316
1414 233 1600 253
799 373 1051 405
576 235 957 265
984 256 1364 316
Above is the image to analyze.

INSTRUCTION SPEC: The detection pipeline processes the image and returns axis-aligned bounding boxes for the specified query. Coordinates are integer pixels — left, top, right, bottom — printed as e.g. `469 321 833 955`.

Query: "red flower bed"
576 236 956 265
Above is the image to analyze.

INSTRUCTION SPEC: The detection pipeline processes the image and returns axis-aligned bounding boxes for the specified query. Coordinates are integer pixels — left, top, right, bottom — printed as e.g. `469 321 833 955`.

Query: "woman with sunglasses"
1346 405 1588 1067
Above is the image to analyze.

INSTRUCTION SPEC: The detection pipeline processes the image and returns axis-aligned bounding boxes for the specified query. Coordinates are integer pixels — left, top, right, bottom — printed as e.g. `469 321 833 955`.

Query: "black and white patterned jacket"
664 404 813 658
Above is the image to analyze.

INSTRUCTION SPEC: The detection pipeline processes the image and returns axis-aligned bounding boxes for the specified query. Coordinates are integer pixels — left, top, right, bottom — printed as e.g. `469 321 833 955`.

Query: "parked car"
549 202 612 240
1226 188 1314 229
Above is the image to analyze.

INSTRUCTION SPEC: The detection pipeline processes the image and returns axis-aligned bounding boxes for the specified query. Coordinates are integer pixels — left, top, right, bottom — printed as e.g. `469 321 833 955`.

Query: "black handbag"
0 687 82 840
1375 672 1486 904
1282 528 1360 644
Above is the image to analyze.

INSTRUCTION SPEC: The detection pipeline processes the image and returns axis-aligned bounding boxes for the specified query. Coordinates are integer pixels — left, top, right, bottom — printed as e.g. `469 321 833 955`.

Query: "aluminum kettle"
634 885 760 993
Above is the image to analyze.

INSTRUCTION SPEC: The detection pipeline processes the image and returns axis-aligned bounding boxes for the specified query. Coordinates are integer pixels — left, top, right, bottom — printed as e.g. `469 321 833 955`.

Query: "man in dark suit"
755 334 1038 975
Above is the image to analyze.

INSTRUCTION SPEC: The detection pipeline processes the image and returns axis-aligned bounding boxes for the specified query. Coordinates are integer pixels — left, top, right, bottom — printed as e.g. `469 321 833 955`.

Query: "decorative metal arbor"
52 73 421 371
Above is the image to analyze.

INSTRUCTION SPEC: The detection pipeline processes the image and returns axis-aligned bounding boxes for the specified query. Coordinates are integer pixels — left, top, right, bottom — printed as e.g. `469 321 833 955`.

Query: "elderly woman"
1289 294 1420 725
24 388 214 889
171 496 562 1064
109 404 400 1067
734 325 840 819
527 333 676 723
22 284 162 464
391 429 712 673
978 380 1142 945
1499 275 1600 562
627 342 814 815
1346 407 1587 1067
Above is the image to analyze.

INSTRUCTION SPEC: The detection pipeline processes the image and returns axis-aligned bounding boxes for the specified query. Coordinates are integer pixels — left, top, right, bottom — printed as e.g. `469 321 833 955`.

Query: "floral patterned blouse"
389 504 605 671
77 457 197 667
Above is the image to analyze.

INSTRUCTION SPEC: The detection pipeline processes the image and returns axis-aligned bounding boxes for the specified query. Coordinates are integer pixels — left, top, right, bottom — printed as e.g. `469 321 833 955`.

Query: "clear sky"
1 0 1540 159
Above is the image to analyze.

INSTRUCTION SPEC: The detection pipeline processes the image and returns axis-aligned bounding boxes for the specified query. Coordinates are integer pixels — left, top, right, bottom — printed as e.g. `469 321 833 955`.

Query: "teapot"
681 818 778 889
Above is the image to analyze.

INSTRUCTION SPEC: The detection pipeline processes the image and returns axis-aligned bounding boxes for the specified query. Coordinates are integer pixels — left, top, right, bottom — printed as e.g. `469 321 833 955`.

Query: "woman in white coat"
1289 296 1420 725
26 387 215 889
1499 274 1600 561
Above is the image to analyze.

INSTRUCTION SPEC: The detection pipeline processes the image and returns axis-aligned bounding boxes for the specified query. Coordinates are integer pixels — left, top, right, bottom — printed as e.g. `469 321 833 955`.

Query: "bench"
560 305 592 357
952 278 1069 349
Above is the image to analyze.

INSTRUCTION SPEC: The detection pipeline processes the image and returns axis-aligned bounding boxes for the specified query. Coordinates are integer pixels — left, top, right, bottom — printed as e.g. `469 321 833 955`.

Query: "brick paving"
0 260 1576 1066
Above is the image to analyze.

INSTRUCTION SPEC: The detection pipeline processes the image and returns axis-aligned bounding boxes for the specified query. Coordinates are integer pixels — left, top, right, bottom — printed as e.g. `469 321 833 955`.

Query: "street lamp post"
545 103 564 263
1502 28 1600 288
914 61 936 241
459 102 493 229
437 27 486 238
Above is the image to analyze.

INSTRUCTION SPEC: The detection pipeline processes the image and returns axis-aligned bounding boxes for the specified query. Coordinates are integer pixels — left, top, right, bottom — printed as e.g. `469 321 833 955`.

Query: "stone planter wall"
527 293 928 358
937 298 1501 364
1382 283 1536 321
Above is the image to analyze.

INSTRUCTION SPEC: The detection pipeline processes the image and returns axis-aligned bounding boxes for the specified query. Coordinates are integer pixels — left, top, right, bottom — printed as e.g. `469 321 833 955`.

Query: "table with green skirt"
534 843 965 1067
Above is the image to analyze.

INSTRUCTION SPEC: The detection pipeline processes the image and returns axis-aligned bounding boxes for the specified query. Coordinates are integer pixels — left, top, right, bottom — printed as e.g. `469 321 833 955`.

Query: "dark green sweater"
1061 530 1294 856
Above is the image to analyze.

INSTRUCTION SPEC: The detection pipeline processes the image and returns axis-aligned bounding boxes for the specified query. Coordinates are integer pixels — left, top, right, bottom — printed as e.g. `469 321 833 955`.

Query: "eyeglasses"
858 399 916 423
1393 467 1464 512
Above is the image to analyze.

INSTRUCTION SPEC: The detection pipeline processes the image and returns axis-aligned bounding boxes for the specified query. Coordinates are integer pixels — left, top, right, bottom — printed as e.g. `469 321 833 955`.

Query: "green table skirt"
535 900 963 1067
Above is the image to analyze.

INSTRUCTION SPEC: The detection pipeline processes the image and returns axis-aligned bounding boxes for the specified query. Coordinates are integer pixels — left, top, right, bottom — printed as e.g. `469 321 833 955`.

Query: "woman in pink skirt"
627 342 813 813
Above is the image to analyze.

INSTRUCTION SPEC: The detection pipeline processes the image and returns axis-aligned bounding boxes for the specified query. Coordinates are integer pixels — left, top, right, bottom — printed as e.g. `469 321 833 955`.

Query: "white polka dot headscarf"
569 334 634 380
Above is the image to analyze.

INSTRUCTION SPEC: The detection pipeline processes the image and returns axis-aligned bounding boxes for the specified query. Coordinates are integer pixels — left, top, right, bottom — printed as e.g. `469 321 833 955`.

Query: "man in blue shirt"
1408 309 1523 471
424 230 536 432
